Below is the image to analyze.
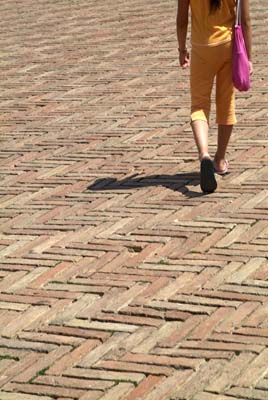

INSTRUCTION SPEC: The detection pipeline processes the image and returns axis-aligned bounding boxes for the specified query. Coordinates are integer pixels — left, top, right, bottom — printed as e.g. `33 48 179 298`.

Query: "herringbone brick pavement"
0 0 267 399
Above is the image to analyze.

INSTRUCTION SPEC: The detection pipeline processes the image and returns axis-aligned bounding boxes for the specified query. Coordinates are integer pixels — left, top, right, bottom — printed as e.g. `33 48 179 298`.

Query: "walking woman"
176 0 252 193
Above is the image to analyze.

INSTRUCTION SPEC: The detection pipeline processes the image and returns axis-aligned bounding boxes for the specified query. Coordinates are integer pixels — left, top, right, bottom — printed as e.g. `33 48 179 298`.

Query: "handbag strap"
236 0 241 26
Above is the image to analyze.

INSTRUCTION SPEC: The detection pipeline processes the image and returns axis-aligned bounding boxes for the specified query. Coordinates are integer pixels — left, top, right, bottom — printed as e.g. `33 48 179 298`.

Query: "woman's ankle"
199 152 210 162
214 153 227 171
214 152 225 162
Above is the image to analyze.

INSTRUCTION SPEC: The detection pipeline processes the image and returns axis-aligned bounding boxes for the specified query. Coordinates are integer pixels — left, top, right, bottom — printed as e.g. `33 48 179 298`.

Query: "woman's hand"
179 49 190 68
249 60 253 75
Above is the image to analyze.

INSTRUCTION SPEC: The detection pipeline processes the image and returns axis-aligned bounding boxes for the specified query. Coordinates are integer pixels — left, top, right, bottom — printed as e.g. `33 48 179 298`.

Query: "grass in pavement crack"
28 367 49 384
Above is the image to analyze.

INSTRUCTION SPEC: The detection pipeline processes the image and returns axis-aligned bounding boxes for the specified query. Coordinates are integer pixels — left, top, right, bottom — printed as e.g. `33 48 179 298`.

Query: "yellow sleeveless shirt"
190 0 236 46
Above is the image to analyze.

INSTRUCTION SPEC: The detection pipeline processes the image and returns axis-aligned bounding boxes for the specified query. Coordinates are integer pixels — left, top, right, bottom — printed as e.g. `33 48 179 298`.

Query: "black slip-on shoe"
200 158 217 193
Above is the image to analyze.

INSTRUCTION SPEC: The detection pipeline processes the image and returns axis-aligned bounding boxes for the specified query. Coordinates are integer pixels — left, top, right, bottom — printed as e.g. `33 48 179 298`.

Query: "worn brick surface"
0 0 267 399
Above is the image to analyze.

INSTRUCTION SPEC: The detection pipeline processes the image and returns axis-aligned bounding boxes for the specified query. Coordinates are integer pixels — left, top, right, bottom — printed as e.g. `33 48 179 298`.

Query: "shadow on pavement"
87 172 204 198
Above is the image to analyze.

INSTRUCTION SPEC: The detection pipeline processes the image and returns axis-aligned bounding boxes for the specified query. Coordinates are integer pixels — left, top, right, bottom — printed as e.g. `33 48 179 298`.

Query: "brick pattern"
0 0 267 399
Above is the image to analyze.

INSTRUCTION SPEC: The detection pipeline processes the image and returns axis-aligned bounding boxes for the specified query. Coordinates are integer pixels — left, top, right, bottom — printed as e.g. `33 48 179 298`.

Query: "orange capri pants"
190 40 237 125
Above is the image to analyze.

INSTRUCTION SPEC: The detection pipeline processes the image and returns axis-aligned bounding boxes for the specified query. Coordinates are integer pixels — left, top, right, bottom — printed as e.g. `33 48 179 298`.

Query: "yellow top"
190 0 236 46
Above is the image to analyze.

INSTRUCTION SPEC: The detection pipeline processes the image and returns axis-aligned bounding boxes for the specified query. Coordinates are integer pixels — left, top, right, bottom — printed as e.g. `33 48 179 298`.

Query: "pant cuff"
191 110 209 123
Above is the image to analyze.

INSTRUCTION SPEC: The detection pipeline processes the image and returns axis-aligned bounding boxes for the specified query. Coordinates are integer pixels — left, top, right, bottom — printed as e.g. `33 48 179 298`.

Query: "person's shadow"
86 172 205 198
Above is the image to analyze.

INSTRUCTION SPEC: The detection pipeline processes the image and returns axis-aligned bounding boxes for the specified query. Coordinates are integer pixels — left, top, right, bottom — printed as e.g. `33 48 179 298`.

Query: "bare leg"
191 119 217 192
214 124 233 171
191 120 210 160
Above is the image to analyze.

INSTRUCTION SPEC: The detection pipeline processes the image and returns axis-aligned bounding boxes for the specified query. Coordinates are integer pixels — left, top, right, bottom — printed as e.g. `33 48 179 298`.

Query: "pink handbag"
232 0 251 91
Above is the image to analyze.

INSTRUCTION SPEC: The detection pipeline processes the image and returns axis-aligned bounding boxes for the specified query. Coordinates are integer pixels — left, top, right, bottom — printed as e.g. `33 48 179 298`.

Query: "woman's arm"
241 0 253 73
176 0 190 68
